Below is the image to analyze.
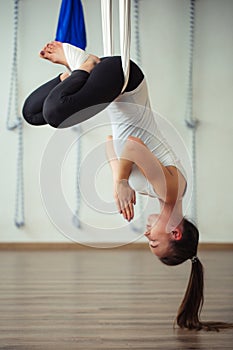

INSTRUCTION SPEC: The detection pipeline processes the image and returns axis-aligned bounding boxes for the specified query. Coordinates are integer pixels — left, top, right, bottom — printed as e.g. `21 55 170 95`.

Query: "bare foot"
79 54 101 73
40 41 69 69
40 41 101 72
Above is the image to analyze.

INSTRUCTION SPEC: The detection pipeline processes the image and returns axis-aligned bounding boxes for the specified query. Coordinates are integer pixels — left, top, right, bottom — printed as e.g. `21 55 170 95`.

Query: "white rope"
133 0 141 66
6 0 25 228
130 0 145 234
101 0 131 92
72 125 82 229
185 0 198 223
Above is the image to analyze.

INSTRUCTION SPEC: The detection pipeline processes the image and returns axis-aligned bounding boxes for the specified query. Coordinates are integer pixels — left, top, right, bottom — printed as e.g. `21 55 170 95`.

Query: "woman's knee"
43 102 60 128
42 94 66 128
22 97 45 126
22 98 33 124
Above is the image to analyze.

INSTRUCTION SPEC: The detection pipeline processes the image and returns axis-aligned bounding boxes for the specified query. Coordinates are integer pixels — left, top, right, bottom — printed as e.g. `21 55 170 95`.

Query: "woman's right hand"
114 179 136 222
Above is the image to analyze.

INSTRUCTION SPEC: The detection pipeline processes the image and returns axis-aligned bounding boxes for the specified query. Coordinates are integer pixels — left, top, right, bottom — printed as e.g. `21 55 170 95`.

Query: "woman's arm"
105 135 120 183
120 136 180 203
106 135 135 182
106 136 136 221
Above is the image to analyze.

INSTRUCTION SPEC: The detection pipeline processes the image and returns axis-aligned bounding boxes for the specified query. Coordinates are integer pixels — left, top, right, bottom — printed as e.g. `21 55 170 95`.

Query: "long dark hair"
160 218 233 331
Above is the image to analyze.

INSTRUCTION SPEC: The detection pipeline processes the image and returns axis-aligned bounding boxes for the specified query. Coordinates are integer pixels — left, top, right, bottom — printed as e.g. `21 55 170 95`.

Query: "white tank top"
107 79 186 198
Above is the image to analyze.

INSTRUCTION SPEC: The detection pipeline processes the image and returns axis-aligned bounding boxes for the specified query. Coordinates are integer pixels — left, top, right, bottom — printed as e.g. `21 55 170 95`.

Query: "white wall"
0 0 232 243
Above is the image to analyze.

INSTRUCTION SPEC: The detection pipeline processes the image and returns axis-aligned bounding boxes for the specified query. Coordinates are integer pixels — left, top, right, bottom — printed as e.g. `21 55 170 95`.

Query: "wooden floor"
0 249 232 349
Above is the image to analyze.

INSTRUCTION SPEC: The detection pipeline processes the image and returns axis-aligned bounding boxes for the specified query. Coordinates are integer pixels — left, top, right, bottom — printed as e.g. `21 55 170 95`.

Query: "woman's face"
144 214 172 258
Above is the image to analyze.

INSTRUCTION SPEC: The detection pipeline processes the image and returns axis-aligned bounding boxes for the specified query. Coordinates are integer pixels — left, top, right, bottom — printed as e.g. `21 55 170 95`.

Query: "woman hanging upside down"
22 41 232 331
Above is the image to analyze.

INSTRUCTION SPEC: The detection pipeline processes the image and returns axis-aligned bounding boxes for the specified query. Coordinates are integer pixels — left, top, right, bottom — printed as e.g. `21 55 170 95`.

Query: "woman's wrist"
115 178 129 185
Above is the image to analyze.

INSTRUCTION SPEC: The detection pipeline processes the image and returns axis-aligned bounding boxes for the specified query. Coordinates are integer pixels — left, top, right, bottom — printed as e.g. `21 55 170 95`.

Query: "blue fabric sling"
55 0 86 49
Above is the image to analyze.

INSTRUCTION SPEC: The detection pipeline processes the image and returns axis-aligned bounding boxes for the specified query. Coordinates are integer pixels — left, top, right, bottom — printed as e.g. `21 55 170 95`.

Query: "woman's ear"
171 229 182 241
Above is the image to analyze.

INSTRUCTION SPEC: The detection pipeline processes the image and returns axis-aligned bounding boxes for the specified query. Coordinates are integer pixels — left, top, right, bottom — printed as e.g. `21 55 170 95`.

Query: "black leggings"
22 57 144 128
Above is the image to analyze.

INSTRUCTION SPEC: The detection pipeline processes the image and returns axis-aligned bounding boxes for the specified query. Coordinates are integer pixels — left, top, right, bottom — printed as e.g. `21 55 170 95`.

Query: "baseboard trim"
0 242 232 251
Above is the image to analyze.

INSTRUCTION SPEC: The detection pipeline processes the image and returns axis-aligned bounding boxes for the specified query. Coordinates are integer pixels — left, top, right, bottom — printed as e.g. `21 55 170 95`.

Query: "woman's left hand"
114 179 136 221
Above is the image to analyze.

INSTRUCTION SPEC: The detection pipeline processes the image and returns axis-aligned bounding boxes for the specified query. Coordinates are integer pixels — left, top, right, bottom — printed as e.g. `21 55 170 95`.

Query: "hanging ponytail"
160 218 233 331
176 257 204 330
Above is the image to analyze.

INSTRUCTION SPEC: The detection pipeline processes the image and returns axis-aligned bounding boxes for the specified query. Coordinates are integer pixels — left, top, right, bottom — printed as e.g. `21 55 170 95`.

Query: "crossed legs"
22 41 125 128
22 41 144 128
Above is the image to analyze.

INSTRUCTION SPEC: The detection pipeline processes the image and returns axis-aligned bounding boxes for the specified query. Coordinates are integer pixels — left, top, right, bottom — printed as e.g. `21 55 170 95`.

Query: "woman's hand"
114 179 136 221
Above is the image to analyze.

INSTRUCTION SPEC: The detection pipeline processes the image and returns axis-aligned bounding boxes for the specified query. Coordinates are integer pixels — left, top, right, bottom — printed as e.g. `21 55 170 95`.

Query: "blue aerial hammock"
55 0 87 49
55 0 87 229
